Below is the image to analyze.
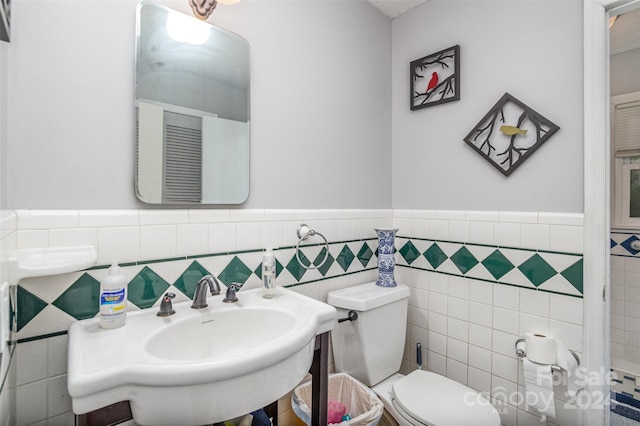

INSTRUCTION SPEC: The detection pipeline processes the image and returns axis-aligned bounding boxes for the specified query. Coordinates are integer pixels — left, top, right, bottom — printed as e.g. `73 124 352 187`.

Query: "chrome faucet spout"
191 275 222 309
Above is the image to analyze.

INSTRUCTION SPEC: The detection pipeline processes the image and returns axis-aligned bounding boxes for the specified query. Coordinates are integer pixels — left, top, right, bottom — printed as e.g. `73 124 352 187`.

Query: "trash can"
291 373 384 426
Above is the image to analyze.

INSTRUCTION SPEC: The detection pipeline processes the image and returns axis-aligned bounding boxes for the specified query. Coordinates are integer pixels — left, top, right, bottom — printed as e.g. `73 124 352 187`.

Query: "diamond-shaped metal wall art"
463 93 560 177
410 45 460 110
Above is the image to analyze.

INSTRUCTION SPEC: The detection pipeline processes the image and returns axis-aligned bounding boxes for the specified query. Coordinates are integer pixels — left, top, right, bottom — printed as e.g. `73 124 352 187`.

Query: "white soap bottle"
99 263 128 329
262 247 276 299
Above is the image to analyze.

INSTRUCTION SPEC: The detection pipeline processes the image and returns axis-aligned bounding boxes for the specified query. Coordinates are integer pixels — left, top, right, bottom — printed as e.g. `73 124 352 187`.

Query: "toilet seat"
391 370 501 426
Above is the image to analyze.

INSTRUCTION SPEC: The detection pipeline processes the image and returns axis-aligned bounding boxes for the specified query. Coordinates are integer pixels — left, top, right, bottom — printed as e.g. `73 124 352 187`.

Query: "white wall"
1 39 7 209
0 35 12 426
611 48 640 96
610 253 640 375
6 0 392 210
391 0 584 212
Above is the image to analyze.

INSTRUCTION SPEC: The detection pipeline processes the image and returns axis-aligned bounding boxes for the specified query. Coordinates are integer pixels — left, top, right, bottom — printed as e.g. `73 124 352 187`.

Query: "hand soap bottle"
262 247 276 299
99 263 128 329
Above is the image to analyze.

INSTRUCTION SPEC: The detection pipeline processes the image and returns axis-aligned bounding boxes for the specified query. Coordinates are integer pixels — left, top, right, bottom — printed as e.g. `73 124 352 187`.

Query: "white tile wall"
14 336 72 426
7 209 587 426
610 252 640 376
0 210 17 426
398 210 585 426
9 209 394 425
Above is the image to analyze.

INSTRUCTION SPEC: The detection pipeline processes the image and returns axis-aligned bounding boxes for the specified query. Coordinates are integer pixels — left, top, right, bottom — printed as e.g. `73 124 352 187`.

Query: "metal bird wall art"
410 45 460 110
463 93 560 177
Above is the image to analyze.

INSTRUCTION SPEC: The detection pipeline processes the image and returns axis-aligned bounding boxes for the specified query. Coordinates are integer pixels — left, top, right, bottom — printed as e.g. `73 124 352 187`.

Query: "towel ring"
295 224 329 270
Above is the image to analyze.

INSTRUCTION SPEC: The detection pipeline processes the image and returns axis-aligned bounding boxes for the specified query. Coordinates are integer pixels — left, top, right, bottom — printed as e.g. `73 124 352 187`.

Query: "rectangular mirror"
135 1 250 204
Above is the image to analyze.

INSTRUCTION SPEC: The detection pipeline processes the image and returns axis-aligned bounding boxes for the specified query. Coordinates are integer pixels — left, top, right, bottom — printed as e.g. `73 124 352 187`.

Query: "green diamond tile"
518 254 557 287
424 243 448 269
357 243 373 268
17 286 48 331
336 245 355 272
287 251 311 282
128 266 170 309
450 246 479 274
314 247 335 277
52 273 100 321
482 249 515 280
399 241 421 265
254 259 284 280
174 261 210 299
218 256 253 286
561 259 583 294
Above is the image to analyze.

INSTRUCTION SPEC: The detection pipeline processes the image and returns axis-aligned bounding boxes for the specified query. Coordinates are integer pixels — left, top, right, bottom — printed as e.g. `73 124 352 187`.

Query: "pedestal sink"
67 286 337 426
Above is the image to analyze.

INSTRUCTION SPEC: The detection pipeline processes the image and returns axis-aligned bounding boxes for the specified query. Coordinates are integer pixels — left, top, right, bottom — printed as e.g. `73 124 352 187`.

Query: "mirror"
135 1 250 204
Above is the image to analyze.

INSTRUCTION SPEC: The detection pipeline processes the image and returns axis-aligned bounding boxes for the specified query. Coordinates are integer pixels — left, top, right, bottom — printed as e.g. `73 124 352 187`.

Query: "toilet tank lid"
327 282 410 311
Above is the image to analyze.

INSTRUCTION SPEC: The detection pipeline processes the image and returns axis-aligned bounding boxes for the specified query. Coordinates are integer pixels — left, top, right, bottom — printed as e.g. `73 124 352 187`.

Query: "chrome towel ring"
295 224 330 270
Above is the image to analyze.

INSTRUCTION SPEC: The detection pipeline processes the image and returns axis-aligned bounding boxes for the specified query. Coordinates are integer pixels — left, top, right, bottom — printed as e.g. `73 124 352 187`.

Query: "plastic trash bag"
292 373 384 426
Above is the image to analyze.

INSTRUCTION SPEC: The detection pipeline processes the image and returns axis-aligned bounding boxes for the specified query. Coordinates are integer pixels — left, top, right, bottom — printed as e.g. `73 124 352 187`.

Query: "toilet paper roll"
525 333 557 365
555 339 581 395
523 358 556 420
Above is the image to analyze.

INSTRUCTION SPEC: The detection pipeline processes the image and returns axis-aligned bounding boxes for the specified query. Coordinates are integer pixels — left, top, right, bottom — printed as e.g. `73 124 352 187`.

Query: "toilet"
327 282 501 426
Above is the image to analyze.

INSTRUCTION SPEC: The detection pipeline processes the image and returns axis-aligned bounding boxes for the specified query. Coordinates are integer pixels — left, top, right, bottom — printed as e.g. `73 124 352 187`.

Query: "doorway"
609 2 640 424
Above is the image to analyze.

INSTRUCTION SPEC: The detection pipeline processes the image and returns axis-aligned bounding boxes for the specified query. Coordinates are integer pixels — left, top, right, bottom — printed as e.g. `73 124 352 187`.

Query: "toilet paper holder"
514 338 581 371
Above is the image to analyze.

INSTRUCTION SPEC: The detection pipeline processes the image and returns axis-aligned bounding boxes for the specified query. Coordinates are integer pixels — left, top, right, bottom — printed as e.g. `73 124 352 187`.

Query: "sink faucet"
223 282 244 303
191 275 222 309
157 292 176 317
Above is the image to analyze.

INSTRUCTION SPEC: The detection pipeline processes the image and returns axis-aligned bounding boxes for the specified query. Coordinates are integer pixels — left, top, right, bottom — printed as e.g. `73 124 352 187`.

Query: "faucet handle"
157 292 176 317
223 283 244 303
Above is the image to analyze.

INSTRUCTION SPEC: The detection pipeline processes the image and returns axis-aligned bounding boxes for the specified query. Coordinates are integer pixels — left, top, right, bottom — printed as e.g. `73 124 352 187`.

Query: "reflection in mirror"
135 1 250 204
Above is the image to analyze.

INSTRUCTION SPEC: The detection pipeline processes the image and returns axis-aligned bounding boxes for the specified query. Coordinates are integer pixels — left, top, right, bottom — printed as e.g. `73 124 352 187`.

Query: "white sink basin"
146 307 297 361
67 286 336 426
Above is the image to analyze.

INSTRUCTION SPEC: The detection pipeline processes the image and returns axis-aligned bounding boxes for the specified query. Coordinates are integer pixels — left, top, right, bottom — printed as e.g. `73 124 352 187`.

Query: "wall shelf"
8 246 98 285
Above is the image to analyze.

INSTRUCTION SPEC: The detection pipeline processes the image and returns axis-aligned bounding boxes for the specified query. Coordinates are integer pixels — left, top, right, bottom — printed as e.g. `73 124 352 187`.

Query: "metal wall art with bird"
410 45 460 110
463 92 560 177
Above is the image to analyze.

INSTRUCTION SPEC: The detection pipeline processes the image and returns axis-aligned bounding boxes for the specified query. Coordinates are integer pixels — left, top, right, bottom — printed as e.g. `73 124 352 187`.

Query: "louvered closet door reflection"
163 111 203 203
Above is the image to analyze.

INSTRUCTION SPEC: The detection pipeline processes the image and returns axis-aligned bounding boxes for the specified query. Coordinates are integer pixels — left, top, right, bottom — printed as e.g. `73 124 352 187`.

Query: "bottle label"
100 288 125 305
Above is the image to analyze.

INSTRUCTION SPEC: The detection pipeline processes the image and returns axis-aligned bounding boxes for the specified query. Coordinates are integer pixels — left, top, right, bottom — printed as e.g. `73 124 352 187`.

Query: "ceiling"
610 6 640 55
368 0 428 18
369 0 640 56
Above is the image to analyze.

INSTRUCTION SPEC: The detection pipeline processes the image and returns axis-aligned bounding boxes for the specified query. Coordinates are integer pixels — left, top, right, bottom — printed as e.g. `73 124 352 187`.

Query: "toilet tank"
327 282 410 387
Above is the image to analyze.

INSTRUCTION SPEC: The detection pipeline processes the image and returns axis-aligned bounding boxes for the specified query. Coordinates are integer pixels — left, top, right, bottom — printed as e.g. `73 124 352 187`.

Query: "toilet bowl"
327 282 501 426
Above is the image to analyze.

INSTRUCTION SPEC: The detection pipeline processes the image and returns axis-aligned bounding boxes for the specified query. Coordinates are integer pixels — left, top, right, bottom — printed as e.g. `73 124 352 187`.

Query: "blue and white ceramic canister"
375 228 399 287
